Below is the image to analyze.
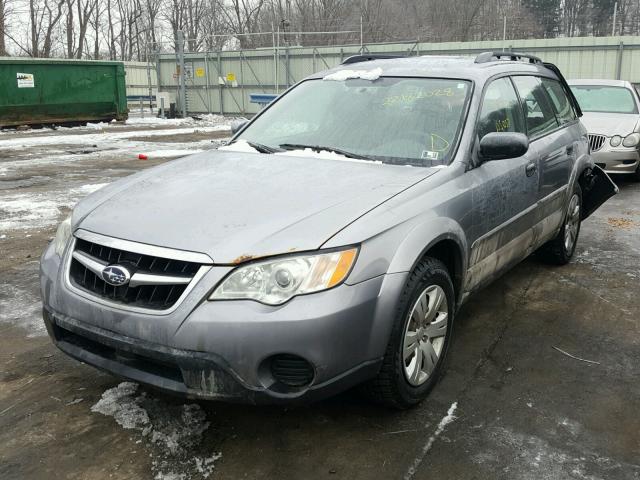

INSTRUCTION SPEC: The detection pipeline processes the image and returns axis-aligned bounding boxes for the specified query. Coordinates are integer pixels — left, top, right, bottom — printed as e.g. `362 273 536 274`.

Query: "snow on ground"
0 183 108 232
0 126 228 149
125 113 231 127
0 262 45 337
0 113 232 136
405 402 458 480
92 382 221 480
0 138 221 175
470 425 640 479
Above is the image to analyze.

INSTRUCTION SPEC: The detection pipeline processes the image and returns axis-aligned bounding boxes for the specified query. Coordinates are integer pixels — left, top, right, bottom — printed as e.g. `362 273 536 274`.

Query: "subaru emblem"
102 265 131 286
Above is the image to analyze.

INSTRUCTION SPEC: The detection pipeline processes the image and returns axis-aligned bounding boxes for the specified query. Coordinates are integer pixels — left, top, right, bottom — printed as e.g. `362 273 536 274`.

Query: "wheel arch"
387 219 468 308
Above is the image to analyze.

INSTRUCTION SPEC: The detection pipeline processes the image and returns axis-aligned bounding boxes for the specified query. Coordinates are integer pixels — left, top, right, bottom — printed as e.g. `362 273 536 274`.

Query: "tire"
632 165 640 182
539 183 582 265
362 257 455 409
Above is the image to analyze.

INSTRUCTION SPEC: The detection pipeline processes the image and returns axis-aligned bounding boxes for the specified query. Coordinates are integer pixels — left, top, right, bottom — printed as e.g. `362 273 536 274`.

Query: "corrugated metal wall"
124 61 157 99
154 35 640 115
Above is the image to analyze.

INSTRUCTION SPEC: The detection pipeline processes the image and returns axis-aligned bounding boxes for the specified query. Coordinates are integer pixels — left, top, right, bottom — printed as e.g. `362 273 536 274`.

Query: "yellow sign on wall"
226 73 236 82
195 67 205 78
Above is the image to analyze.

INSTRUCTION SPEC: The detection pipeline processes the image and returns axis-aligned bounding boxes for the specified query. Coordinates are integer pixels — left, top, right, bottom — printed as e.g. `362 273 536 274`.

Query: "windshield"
237 77 471 166
570 85 639 114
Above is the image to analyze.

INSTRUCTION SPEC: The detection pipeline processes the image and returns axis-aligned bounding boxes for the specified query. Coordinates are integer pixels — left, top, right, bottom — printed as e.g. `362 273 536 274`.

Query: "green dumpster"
0 58 128 127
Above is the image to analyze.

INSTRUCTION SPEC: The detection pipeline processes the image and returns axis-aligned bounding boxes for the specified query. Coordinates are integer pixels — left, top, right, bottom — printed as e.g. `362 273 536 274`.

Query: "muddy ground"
0 121 639 480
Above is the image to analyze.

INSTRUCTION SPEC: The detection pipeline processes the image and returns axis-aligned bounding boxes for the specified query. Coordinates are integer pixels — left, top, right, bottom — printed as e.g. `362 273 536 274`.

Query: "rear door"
539 77 579 193
464 76 540 292
512 75 572 246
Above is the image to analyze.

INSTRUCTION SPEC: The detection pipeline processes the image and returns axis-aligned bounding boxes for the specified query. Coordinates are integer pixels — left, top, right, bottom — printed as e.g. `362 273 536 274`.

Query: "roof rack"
474 51 543 65
341 54 404 65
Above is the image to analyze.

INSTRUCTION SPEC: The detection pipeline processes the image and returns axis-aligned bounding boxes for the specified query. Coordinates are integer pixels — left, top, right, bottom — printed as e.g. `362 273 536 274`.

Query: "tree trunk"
66 0 74 58
0 0 6 56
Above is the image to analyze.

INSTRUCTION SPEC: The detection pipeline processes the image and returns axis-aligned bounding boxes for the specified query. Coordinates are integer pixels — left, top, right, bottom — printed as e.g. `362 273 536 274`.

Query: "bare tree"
220 0 268 47
0 0 7 55
29 0 66 57
2 0 640 59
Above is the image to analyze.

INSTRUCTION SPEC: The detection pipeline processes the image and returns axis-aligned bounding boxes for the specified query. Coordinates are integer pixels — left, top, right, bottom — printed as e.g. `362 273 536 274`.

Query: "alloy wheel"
564 193 580 252
402 285 449 386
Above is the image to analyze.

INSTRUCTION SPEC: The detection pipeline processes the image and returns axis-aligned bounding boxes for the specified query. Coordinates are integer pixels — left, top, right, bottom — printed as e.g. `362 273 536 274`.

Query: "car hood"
580 112 639 136
76 150 436 263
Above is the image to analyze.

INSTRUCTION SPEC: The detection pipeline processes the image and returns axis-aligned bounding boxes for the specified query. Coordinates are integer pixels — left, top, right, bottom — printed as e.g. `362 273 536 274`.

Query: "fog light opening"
268 354 315 389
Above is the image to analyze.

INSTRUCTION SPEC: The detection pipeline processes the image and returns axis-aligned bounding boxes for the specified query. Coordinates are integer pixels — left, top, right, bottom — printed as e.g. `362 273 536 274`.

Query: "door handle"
525 162 537 177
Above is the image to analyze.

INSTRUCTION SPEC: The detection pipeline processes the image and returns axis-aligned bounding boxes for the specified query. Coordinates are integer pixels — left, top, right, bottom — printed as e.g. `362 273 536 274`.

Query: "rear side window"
512 76 559 138
541 78 576 125
478 77 525 139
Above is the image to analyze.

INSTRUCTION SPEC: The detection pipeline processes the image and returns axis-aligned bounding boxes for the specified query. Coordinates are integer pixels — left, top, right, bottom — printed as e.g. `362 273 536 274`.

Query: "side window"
541 78 576 125
512 76 560 138
478 77 525 140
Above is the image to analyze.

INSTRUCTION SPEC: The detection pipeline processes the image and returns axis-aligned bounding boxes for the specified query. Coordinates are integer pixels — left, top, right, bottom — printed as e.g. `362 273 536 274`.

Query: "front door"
464 76 540 292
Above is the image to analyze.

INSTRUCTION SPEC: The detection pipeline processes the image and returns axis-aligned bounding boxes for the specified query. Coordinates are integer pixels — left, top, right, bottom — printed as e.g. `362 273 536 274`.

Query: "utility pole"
612 2 618 36
145 31 153 113
502 16 507 50
177 30 187 118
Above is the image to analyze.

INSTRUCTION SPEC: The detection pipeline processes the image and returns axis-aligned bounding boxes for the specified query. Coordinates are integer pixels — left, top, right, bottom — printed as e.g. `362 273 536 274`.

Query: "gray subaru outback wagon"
41 52 616 408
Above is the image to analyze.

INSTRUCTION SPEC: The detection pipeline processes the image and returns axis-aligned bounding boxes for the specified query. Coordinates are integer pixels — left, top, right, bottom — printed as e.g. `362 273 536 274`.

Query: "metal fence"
124 61 157 110
149 35 640 116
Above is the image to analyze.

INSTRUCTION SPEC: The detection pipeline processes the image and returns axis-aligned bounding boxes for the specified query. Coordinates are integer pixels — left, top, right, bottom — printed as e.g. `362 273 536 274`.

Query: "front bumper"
41 241 405 403
591 147 640 174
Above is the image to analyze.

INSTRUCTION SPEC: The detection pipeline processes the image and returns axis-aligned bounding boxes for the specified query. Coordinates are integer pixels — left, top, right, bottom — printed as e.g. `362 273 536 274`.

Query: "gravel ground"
0 122 639 480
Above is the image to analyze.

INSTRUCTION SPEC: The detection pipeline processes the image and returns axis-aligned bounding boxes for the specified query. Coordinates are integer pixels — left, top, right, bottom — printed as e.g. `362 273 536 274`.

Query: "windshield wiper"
279 143 371 160
228 139 279 154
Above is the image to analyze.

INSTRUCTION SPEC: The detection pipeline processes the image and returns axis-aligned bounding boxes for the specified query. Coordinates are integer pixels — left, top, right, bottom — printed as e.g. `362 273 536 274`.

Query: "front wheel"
362 257 454 409
539 184 582 265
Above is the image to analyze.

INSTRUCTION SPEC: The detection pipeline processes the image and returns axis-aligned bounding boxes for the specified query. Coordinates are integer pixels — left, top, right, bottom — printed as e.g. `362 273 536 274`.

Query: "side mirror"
479 132 529 161
231 119 249 135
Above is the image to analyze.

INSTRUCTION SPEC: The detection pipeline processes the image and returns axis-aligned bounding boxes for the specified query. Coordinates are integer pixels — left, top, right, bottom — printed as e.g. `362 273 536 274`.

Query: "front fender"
386 218 468 275
386 218 468 306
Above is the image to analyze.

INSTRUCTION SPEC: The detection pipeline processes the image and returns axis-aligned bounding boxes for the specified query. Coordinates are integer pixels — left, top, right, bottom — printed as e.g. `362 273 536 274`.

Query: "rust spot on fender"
231 254 257 264
231 248 299 265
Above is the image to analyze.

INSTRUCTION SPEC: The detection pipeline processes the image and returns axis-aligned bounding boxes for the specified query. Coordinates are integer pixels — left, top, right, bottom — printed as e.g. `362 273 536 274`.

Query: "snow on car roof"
310 55 554 83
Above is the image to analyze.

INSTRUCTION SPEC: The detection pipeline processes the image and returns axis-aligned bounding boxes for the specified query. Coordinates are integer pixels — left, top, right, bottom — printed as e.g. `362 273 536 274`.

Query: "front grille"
270 354 315 387
588 134 606 152
68 237 203 311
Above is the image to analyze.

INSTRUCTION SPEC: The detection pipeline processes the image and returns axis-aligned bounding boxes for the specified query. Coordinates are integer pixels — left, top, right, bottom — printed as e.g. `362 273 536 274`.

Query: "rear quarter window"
512 76 560 139
541 78 576 125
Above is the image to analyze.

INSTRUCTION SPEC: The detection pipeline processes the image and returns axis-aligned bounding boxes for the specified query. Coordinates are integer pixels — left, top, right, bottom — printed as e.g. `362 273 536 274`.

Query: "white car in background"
569 79 640 180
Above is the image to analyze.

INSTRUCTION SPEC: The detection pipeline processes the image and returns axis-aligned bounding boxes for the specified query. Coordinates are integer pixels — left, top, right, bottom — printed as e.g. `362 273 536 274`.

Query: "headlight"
209 247 358 305
53 215 72 257
610 135 622 147
622 133 640 147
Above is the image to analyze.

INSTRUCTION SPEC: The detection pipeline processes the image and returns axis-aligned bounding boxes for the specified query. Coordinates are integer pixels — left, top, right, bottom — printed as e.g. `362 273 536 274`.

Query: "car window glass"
570 85 639 114
541 78 576 125
477 77 525 140
512 76 560 138
238 77 471 167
